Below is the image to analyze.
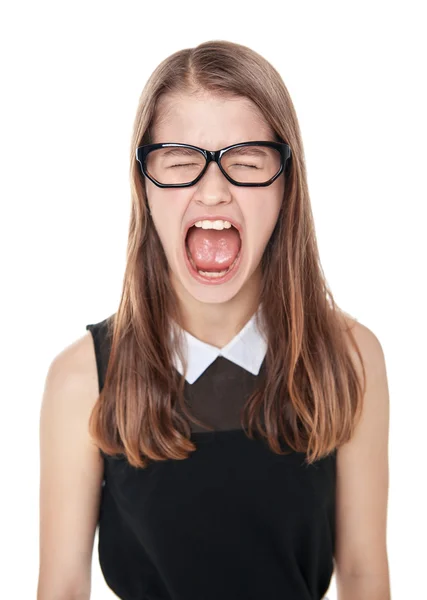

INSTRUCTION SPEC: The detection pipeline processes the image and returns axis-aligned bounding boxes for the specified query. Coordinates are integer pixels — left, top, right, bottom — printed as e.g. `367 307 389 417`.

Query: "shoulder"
341 313 386 382
337 312 390 454
43 329 100 420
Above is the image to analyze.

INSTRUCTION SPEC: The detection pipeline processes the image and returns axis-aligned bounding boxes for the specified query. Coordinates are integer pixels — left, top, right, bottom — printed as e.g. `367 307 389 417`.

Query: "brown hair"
88 40 366 467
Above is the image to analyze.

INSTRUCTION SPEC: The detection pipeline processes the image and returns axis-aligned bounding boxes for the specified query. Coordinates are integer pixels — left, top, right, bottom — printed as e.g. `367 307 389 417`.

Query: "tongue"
186 226 241 271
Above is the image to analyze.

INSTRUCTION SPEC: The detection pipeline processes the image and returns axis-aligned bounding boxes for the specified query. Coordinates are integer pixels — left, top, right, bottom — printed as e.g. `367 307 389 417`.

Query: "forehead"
151 91 274 148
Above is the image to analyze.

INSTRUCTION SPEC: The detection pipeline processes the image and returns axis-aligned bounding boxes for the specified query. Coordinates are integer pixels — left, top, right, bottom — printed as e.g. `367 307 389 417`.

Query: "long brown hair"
88 40 366 467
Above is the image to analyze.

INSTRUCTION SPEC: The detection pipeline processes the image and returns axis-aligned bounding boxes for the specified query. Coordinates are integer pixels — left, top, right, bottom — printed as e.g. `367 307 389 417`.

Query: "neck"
172 271 262 348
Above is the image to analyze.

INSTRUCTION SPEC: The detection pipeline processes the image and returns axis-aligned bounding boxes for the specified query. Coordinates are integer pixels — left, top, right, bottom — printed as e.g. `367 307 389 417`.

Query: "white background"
1 1 425 598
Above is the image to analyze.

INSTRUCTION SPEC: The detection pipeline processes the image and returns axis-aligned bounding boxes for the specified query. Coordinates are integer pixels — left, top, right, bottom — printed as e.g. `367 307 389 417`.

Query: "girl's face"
145 92 285 306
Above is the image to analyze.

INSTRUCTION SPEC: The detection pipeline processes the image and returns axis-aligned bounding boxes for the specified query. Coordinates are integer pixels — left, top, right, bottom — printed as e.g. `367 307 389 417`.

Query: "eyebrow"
160 146 270 158
161 148 200 158
225 146 268 157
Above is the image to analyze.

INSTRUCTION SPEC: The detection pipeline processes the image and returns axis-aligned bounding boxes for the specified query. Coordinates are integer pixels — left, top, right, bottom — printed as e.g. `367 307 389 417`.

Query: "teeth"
194 219 233 230
197 269 229 278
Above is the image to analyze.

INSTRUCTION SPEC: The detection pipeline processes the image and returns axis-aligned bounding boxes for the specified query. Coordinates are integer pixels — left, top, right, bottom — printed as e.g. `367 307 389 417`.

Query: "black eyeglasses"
136 141 292 188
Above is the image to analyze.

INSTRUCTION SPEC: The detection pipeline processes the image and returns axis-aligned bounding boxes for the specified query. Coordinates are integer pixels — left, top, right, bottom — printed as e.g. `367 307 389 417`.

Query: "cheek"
242 193 282 250
148 192 186 257
250 216 279 254
261 188 283 234
152 211 176 250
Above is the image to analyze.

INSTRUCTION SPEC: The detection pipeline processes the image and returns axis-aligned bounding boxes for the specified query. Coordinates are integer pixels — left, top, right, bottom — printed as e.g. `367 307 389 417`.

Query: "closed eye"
168 163 201 168
231 163 259 169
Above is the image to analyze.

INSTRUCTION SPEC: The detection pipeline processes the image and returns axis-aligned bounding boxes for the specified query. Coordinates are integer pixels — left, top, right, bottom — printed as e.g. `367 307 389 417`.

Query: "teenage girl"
38 40 391 600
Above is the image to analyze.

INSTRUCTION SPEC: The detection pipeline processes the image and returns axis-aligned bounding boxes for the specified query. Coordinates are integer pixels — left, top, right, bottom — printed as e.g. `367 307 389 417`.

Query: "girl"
38 40 390 600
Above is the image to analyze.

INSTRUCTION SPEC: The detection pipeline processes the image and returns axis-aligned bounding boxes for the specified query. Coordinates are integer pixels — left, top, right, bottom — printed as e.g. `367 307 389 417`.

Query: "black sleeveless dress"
86 317 336 600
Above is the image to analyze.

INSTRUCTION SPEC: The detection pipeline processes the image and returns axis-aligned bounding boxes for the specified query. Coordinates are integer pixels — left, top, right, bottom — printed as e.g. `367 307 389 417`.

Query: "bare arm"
335 321 391 599
37 332 104 600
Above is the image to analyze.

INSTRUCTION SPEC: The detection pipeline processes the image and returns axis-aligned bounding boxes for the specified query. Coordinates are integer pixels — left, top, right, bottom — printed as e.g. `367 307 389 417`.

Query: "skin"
146 91 285 347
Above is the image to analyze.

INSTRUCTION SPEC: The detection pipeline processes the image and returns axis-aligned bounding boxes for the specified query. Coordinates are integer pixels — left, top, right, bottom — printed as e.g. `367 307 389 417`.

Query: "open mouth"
184 221 242 284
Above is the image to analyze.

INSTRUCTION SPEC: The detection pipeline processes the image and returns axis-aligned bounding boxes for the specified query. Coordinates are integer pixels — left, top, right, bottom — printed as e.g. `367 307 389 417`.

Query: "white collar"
172 309 267 384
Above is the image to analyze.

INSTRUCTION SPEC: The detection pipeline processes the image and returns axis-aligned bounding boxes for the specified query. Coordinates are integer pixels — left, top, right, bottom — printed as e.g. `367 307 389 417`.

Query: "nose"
192 160 233 207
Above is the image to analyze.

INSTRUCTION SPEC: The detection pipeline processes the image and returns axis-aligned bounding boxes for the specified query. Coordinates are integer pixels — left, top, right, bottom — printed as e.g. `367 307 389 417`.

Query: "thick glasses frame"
136 140 292 188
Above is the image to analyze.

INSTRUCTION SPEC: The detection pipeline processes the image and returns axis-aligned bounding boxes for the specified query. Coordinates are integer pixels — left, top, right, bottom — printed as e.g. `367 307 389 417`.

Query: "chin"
171 252 261 306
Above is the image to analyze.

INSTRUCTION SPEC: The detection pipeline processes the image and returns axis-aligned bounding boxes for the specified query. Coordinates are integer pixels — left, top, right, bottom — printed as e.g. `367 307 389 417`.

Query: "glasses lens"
221 145 282 184
145 147 205 185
